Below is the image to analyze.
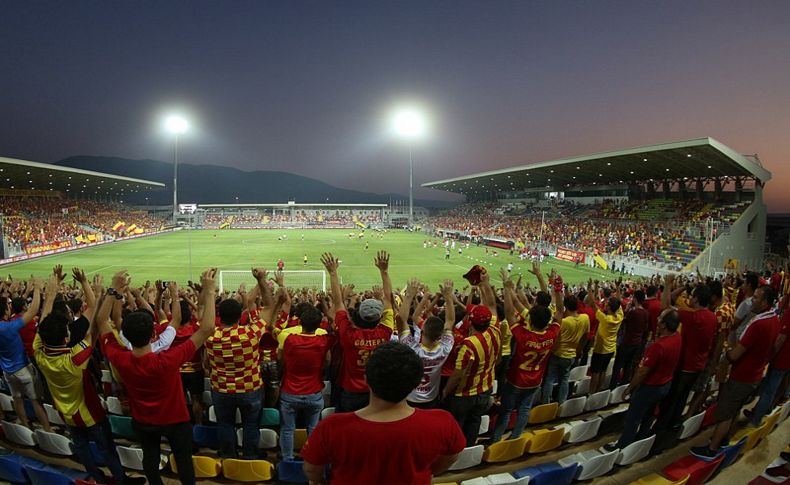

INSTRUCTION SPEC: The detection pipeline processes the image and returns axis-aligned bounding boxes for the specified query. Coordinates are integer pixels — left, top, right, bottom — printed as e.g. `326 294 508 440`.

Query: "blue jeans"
750 366 789 426
279 391 323 461
491 384 538 443
542 355 574 404
212 390 262 458
616 382 670 449
69 418 126 483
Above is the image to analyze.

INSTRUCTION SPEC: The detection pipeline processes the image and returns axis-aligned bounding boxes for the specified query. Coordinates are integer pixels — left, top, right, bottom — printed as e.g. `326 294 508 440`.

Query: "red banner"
555 246 586 264
25 240 72 255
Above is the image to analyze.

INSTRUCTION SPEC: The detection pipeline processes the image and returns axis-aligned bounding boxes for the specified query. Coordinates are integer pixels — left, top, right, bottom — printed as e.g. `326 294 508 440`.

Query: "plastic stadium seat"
524 427 564 453
193 424 220 448
584 390 611 411
0 454 30 482
730 425 762 456
43 404 66 426
261 407 280 426
106 396 124 415
479 414 490 435
482 436 528 463
1 421 36 446
597 408 627 437
559 448 619 480
208 406 242 424
277 460 309 483
573 377 591 396
202 390 212 406
568 365 589 381
236 428 278 449
89 441 107 466
170 455 221 478
117 445 168 471
24 465 82 485
759 407 782 437
562 416 602 444
222 458 274 482
616 434 656 465
485 472 529 484
204 377 211 392
0 393 13 412
701 404 717 428
708 436 748 479
34 429 74 456
320 407 335 420
662 454 724 485
779 400 790 422
632 473 690 484
679 411 705 440
23 400 37 421
449 445 485 471
461 478 489 485
527 462 578 485
293 428 308 450
109 415 136 439
101 370 113 384
558 396 586 418
528 403 558 424
609 384 629 404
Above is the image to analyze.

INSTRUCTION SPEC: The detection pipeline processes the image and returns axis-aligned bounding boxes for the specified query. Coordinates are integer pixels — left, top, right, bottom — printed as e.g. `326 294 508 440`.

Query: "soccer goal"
218 270 327 293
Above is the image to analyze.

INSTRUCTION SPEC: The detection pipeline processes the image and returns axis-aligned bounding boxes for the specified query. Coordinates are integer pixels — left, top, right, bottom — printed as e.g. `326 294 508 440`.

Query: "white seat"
615 434 656 465
0 393 14 412
101 370 113 383
609 384 629 404
584 390 611 411
679 410 705 439
1 421 37 446
568 365 589 381
605 358 615 375
117 445 168 471
322 380 331 396
208 405 241 424
780 400 790 423
236 427 279 448
204 377 211 392
485 472 527 484
558 396 587 417
449 445 484 471
34 429 73 455
44 403 66 426
492 380 498 395
202 390 212 406
461 478 490 485
479 414 490 435
560 448 618 480
106 396 124 415
573 377 591 396
320 407 335 420
562 417 602 444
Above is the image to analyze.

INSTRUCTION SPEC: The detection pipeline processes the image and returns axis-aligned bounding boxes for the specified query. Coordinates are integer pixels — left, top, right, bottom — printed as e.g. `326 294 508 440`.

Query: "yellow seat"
631 472 689 484
222 459 274 482
524 427 564 453
294 428 308 450
730 425 762 455
760 408 782 437
482 435 528 463
528 402 558 424
170 455 222 478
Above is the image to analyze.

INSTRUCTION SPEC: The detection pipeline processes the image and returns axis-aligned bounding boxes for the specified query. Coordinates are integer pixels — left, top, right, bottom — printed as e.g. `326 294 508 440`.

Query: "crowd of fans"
202 211 382 228
1 197 165 255
0 249 787 484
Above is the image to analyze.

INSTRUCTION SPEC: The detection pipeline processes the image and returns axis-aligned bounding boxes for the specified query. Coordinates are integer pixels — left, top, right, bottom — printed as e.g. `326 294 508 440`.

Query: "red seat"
663 454 724 485
701 404 717 429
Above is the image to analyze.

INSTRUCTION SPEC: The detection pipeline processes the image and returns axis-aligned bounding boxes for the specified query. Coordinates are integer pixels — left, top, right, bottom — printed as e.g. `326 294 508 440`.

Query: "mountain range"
54 156 456 208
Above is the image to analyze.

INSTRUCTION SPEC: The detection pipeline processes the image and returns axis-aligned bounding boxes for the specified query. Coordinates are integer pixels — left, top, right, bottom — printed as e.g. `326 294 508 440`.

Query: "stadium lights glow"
164 115 189 134
390 106 429 140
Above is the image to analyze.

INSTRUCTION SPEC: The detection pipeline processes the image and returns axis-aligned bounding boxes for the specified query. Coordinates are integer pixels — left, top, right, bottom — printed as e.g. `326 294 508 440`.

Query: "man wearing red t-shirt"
302 342 465 485
643 285 662 341
654 280 717 435
575 289 598 367
322 251 394 412
99 269 217 485
747 304 790 426
692 285 781 460
607 308 682 451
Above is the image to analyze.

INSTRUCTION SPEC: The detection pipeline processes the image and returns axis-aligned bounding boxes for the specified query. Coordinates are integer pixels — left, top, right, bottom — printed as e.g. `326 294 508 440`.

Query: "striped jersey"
453 317 501 396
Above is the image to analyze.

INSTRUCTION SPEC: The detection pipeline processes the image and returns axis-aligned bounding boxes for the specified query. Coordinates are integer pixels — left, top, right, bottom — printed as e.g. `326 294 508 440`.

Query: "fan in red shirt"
99 268 217 485
642 285 662 341
302 342 465 485
747 307 790 426
692 285 781 460
575 290 598 367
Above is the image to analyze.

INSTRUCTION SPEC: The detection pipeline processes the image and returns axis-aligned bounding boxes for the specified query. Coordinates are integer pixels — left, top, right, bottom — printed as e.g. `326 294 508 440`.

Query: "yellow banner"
593 255 608 270
87 234 97 242
112 222 125 231
126 224 137 233
133 228 144 234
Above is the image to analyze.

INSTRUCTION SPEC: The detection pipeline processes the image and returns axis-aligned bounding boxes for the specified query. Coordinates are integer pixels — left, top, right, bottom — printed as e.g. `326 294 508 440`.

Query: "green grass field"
2 229 615 289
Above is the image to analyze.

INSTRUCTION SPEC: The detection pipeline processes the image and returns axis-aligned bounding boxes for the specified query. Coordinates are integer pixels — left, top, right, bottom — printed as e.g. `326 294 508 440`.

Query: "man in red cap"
442 268 500 447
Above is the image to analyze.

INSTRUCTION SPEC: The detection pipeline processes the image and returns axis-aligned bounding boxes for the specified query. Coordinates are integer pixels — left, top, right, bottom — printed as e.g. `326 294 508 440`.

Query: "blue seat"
24 465 73 485
277 460 309 483
713 436 748 476
24 400 37 421
193 425 220 449
529 463 578 485
0 454 29 483
513 461 561 479
89 441 107 466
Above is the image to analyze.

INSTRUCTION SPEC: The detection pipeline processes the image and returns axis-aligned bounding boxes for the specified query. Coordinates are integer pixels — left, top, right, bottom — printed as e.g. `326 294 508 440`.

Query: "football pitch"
2 229 616 289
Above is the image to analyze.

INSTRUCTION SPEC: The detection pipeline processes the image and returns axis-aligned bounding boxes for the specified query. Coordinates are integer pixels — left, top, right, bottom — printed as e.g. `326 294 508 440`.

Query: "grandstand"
424 137 772 276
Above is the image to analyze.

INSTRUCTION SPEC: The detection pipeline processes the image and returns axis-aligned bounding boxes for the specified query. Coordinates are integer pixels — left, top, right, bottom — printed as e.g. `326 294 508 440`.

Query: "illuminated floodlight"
390 106 428 140
164 115 189 135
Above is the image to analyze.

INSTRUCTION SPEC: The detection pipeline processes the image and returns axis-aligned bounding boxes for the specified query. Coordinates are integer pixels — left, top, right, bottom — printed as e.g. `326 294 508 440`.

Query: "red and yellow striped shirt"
454 317 501 396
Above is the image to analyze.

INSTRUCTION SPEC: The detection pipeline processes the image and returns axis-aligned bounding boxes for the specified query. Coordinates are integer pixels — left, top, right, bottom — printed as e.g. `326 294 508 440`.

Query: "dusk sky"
1 1 788 209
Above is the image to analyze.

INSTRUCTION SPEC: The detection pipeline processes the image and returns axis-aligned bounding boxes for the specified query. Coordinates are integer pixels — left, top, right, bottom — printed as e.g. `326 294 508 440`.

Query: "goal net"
218 270 326 293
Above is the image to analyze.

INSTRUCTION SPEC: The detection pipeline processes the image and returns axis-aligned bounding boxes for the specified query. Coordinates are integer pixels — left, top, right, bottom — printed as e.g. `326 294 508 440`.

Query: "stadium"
0 132 787 485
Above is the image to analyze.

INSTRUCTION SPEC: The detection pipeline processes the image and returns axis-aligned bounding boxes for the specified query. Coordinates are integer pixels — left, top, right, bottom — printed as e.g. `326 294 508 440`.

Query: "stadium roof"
0 156 164 197
199 203 388 208
422 137 771 196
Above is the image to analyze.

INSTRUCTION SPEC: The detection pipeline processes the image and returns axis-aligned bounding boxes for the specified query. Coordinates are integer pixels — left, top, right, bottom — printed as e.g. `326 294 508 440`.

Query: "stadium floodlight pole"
164 115 189 225
390 105 429 227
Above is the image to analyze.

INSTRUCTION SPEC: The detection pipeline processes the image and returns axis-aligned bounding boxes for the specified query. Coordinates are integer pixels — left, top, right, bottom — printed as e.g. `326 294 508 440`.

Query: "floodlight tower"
390 106 428 227
164 115 189 225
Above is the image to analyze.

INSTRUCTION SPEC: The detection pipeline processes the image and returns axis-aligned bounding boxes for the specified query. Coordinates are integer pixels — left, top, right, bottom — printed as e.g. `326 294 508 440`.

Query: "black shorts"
591 352 614 373
180 370 204 396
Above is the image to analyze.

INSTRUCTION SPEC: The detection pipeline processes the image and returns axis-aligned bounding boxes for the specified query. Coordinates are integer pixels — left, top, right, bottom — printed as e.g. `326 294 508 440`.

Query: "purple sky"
1 1 788 209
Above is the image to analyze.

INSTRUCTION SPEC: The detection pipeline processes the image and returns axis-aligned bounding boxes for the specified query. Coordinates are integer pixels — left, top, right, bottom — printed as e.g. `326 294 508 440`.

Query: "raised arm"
528 260 548 294
479 270 497 317
22 277 43 324
190 268 218 348
374 251 393 311
168 282 181 329
321 253 345 313
72 267 96 320
500 269 517 325
97 270 129 336
661 274 675 310
441 280 456 332
397 279 419 335
252 267 276 326
40 271 61 320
